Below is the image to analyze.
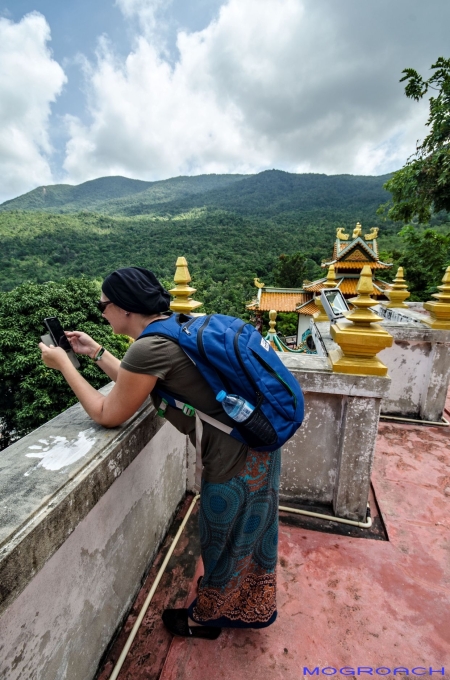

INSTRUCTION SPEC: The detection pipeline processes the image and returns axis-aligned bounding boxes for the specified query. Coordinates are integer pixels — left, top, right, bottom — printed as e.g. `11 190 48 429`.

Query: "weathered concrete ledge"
277 352 390 521
375 304 450 421
0 385 165 615
0 384 189 680
315 310 450 422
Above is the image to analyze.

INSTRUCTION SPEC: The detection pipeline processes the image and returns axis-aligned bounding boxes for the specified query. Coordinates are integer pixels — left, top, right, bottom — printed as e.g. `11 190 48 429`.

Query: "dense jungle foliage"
0 278 130 448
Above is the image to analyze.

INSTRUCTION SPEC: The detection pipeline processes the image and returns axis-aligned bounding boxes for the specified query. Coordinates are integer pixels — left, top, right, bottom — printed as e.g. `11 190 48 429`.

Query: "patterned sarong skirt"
188 448 280 628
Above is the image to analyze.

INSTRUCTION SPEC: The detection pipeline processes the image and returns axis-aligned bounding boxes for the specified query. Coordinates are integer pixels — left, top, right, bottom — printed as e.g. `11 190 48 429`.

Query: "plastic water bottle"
216 390 255 422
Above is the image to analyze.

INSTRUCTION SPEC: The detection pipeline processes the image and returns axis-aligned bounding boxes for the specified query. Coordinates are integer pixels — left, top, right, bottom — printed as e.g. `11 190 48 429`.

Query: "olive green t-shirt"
120 335 248 483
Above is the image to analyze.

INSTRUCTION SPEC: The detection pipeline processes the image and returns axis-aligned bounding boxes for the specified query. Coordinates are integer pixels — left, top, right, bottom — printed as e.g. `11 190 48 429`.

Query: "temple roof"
337 278 390 296
247 287 310 312
324 235 391 270
303 279 327 293
295 300 319 315
303 276 390 297
247 224 392 316
332 261 391 270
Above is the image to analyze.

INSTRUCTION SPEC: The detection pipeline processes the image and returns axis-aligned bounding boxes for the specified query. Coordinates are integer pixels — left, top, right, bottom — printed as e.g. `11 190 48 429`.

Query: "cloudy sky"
0 0 449 203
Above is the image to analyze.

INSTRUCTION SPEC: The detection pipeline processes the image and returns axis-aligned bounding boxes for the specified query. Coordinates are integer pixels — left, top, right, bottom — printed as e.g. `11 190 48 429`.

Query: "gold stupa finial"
268 309 277 333
423 266 450 329
324 264 337 289
267 310 278 349
328 265 393 376
313 265 337 322
169 256 203 314
336 227 349 241
384 267 410 309
352 222 362 238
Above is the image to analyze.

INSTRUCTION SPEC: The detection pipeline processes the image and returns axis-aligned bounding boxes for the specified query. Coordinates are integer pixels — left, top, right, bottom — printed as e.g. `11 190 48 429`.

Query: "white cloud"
0 13 66 203
115 0 171 39
63 0 441 184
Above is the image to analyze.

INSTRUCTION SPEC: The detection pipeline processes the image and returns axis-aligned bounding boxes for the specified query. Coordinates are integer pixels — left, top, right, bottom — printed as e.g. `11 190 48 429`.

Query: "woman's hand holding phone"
39 342 73 371
65 331 101 359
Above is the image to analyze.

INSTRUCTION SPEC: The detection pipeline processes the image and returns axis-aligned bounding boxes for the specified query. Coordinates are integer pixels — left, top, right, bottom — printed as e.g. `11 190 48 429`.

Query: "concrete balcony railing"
0 387 188 680
0 354 390 680
314 305 450 424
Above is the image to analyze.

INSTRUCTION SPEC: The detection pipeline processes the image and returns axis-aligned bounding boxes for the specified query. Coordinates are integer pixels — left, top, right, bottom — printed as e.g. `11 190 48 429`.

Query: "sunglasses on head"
97 300 113 313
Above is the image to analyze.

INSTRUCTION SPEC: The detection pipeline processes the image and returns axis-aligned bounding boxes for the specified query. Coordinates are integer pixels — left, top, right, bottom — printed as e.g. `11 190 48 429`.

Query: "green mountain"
0 170 402 316
1 170 390 218
0 174 248 214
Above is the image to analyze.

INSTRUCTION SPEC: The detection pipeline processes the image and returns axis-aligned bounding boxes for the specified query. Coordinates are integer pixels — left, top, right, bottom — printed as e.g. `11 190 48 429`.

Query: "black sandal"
162 608 221 639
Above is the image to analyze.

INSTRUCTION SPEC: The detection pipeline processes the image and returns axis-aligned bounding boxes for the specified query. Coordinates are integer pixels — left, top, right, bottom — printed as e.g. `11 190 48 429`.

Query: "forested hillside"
1 170 390 217
0 173 247 214
0 170 399 294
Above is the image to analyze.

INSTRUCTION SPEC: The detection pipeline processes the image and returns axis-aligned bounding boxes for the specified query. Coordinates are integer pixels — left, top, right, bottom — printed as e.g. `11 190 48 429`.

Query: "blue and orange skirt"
188 448 280 628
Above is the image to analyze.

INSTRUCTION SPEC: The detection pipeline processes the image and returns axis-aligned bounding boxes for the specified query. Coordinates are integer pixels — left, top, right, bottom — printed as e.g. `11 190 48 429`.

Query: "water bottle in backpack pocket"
216 391 255 422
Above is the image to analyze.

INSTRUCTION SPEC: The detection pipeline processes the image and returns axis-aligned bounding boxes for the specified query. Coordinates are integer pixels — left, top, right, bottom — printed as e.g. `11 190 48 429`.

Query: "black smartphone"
43 317 72 351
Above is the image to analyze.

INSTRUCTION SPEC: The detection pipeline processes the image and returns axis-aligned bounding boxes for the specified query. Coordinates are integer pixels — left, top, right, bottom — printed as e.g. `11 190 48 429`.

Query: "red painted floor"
98 406 450 680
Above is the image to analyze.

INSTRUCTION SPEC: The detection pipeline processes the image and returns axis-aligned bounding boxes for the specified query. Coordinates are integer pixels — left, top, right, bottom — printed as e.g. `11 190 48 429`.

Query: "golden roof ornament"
169 256 203 314
313 265 337 322
254 278 265 289
384 267 410 308
324 264 337 289
352 222 362 238
328 265 393 376
336 227 349 241
364 227 379 241
423 266 450 329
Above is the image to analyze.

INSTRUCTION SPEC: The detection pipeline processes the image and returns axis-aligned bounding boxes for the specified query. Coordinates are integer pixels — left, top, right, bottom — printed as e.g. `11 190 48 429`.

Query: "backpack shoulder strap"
138 313 186 343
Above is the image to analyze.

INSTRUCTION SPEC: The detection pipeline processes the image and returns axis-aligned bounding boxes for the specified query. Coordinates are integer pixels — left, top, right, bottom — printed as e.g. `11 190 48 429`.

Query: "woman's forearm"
95 350 121 382
61 362 107 423
60 359 156 428
40 343 157 428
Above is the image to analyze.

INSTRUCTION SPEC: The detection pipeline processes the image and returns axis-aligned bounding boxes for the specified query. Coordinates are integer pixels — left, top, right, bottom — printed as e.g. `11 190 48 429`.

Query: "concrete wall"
277 354 390 521
297 313 311 339
0 390 187 680
314 307 450 422
375 305 450 422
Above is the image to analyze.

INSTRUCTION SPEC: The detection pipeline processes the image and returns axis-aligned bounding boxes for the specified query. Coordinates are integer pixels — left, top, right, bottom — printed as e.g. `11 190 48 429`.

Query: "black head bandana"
102 267 171 315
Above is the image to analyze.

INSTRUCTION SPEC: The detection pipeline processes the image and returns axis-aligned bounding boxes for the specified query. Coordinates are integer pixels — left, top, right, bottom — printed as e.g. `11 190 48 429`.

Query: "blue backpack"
139 313 304 451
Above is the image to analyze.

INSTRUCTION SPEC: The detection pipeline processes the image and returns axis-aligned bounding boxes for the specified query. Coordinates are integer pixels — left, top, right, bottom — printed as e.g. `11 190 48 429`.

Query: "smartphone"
42 317 80 368
43 317 73 350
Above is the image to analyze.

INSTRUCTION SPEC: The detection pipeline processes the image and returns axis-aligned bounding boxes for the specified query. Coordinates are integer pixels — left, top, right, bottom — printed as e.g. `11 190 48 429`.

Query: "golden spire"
384 267 410 308
324 264 337 289
345 265 386 326
423 266 450 329
267 310 278 349
313 265 337 322
328 265 393 376
169 256 203 314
